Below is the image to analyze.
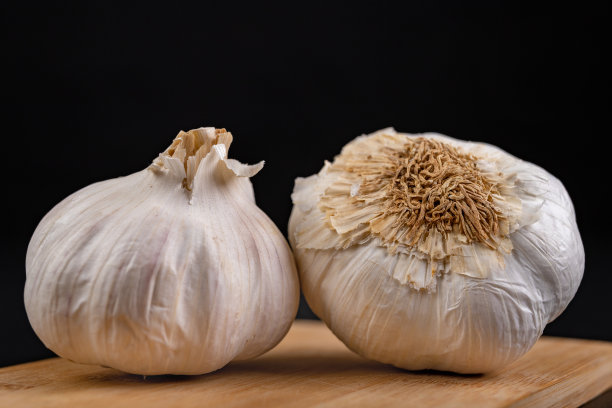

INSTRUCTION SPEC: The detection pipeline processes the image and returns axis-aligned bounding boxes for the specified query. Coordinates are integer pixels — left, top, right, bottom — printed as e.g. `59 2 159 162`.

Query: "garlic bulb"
289 128 583 374
25 127 299 375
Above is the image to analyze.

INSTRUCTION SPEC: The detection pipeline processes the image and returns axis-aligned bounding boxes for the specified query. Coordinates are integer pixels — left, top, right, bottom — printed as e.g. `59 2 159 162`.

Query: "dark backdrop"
2 2 609 367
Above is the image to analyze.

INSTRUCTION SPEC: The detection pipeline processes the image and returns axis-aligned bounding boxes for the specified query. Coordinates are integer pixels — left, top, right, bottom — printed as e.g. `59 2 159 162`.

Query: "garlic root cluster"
25 127 300 375
289 128 584 373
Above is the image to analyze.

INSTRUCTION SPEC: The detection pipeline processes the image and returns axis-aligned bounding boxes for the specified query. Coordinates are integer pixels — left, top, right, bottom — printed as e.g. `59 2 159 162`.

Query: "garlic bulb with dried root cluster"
289 128 583 373
26 127 299 375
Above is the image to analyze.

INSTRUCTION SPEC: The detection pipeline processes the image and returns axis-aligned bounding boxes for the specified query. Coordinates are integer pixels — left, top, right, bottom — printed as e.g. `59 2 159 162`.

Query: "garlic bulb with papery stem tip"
25 127 300 375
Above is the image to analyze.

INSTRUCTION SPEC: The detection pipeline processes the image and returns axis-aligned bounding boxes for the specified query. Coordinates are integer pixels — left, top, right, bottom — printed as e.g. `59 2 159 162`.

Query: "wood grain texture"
1 320 611 408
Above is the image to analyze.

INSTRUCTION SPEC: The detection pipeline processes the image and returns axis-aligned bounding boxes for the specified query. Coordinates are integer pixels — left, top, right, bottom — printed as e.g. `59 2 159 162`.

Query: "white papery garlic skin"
25 127 299 375
289 128 583 374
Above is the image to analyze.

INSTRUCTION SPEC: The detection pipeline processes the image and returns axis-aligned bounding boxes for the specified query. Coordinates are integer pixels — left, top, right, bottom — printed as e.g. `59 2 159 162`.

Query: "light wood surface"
1 320 611 407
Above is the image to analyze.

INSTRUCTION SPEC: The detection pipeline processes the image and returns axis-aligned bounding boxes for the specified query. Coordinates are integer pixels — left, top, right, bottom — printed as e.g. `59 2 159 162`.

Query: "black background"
2 2 610 367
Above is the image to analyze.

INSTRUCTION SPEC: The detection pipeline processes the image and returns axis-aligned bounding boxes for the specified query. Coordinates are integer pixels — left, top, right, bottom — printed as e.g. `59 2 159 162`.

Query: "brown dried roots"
321 135 507 252
381 138 501 247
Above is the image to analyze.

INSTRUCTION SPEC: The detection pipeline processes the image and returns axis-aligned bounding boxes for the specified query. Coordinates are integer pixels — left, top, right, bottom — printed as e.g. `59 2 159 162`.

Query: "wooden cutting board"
1 320 611 408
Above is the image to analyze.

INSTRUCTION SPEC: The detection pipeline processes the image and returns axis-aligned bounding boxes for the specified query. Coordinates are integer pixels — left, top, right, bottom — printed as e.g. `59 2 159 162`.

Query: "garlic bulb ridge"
25 127 299 375
289 128 584 373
